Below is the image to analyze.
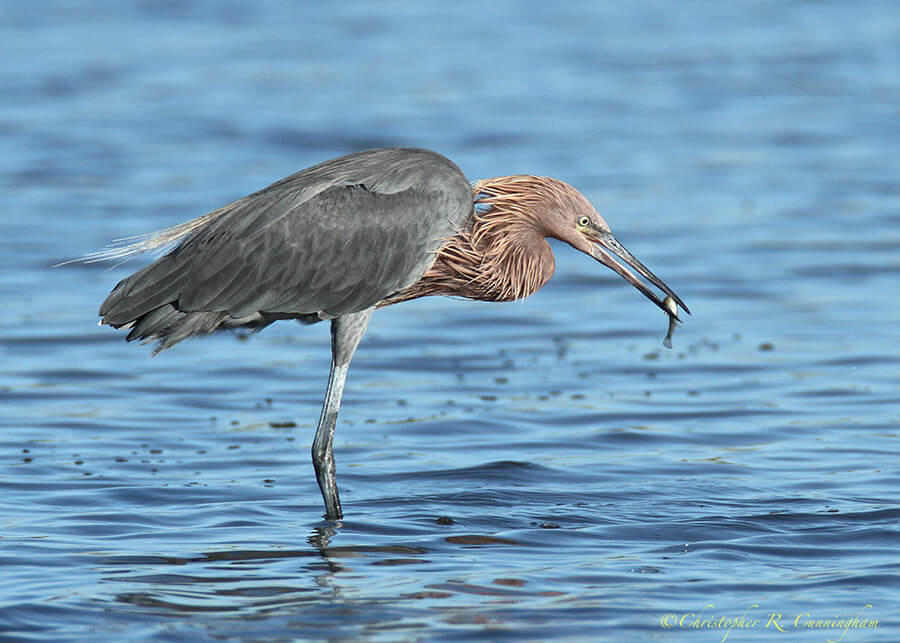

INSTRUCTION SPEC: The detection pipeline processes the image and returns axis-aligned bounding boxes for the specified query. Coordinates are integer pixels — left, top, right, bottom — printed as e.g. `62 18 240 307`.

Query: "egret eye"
577 216 591 227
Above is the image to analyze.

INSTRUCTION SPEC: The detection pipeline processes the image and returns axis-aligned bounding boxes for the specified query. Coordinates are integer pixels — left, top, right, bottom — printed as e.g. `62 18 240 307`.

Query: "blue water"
3 1 899 640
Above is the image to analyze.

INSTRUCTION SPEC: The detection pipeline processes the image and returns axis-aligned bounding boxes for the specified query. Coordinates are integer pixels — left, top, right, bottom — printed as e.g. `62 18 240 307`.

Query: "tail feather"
99 251 192 327
90 205 287 354
112 304 278 355
117 304 226 354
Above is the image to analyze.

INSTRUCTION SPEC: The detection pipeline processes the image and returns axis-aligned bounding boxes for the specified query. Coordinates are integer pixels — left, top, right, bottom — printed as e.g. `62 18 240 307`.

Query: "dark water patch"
556 407 792 426
792 262 900 280
791 386 876 398
0 332 114 351
816 354 900 367
362 460 567 485
20 368 129 384
0 388 118 404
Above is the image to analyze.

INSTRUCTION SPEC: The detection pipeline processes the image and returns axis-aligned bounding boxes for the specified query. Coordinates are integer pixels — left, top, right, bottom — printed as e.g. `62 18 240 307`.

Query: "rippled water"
3 1 899 640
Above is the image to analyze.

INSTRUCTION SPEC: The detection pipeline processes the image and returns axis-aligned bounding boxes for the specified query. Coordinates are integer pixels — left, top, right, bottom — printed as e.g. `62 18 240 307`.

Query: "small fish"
662 295 678 349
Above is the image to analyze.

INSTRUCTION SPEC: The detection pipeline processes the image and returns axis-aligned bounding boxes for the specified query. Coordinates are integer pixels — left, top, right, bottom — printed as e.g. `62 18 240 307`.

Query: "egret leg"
312 308 373 520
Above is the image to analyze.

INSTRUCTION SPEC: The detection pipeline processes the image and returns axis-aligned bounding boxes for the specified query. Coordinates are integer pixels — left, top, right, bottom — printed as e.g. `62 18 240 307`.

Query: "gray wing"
99 148 473 351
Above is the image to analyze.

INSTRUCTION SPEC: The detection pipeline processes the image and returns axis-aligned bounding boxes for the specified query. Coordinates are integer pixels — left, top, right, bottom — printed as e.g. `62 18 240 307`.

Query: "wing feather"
99 148 473 346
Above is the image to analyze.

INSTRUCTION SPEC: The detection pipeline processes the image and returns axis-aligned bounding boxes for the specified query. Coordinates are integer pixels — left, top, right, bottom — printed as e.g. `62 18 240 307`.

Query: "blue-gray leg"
312 308 373 520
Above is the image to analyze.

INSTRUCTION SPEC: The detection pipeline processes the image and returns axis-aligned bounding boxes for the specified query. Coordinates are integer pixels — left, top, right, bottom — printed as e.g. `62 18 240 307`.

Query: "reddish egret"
98 147 688 519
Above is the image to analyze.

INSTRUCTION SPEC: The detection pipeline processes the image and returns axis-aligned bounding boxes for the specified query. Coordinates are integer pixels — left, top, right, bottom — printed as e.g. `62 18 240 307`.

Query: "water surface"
2 1 899 640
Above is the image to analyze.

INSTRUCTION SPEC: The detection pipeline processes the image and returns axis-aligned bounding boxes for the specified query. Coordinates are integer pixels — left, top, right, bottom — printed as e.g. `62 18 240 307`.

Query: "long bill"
588 230 690 320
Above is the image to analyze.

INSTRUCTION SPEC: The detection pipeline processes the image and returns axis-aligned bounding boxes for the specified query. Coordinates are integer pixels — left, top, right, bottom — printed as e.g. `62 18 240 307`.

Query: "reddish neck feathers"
383 176 573 305
466 175 560 301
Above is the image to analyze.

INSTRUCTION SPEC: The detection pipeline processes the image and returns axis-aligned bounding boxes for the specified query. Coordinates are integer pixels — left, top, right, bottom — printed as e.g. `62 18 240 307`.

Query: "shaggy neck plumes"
382 175 581 306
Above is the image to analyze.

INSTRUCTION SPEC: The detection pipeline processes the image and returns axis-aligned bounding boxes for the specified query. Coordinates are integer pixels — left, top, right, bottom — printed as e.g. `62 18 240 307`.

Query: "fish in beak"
577 219 690 349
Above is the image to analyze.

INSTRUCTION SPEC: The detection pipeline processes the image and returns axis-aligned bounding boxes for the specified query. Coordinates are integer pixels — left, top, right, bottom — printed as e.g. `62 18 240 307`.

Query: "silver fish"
663 295 678 349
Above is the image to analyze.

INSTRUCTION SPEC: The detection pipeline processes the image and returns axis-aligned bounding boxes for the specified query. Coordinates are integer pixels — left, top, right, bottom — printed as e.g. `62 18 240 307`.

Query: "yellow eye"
577 216 591 227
